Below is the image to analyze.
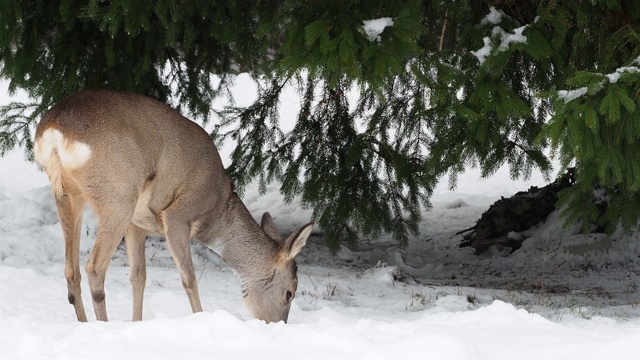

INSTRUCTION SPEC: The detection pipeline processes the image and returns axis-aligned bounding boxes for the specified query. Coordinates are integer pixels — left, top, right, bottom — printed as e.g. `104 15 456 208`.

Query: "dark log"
459 168 576 255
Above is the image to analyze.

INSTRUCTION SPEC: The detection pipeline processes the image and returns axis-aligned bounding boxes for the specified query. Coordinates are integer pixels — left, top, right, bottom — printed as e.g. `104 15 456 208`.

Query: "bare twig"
439 10 449 52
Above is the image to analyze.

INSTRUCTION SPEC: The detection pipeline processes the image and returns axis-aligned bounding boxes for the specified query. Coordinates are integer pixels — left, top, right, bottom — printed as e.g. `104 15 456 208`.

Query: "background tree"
0 0 278 154
1 0 639 252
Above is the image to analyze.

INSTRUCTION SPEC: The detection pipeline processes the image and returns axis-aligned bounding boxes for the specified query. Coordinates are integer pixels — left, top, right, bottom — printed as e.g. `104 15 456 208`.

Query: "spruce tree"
0 0 277 156
2 1 640 252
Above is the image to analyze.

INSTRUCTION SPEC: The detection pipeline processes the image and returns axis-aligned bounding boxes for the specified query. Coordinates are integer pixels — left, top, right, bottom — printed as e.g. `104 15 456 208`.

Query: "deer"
33 89 313 324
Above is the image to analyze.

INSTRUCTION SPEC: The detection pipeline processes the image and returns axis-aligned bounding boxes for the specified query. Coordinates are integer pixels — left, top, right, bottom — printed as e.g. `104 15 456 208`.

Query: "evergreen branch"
0 101 42 157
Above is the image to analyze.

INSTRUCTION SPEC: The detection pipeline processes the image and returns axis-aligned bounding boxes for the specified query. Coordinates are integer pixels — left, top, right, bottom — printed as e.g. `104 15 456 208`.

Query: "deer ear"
261 212 282 242
280 222 313 261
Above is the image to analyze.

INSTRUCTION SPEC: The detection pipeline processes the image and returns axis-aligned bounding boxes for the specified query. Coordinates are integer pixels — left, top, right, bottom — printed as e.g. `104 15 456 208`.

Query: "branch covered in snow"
557 87 588 103
479 6 505 25
605 65 640 83
471 7 529 65
557 55 640 102
362 17 394 42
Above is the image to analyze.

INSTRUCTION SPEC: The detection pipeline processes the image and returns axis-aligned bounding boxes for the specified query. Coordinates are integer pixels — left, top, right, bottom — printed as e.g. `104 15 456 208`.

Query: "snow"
471 37 492 64
557 58 640 102
479 6 505 25
472 25 529 65
362 17 394 42
605 66 640 84
498 25 528 50
558 87 588 103
2 79 640 359
472 8 528 65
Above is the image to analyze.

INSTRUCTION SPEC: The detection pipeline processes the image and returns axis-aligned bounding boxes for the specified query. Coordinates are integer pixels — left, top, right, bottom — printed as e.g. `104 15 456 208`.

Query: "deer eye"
285 290 293 303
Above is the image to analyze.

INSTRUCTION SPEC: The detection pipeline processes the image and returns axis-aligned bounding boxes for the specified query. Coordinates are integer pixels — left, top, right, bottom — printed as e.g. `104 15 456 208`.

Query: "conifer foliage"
1 1 639 252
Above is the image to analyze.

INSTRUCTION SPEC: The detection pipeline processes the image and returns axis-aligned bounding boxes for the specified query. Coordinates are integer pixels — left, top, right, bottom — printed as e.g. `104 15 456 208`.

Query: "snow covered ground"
1 79 640 359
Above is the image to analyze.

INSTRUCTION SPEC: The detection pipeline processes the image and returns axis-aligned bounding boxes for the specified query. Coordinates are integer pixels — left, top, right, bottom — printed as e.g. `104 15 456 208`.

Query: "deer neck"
199 194 278 277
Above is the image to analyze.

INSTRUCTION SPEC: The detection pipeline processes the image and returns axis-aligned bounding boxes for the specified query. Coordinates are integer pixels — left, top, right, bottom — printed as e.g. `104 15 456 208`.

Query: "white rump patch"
35 128 92 170
35 128 92 198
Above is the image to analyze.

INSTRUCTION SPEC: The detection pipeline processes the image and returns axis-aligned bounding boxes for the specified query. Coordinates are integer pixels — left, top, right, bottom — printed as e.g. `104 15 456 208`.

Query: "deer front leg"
163 215 202 313
124 224 147 321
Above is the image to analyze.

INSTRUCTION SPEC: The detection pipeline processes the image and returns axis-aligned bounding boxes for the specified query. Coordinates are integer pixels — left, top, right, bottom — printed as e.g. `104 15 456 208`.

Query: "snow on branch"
601 55 640 83
471 37 493 64
362 17 394 42
557 87 588 103
558 55 640 102
471 7 528 64
471 25 528 64
605 66 640 83
480 6 505 25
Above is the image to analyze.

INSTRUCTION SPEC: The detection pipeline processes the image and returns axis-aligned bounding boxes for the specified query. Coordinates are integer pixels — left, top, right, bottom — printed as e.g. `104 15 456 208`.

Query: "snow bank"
2 287 638 360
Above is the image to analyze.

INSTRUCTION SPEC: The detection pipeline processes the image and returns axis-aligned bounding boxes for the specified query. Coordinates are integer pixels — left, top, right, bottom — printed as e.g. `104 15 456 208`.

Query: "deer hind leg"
54 186 87 322
162 211 202 314
85 197 136 321
124 223 147 321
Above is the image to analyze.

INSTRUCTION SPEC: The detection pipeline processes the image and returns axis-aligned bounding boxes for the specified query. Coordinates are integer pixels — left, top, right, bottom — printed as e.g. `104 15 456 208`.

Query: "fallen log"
459 168 576 255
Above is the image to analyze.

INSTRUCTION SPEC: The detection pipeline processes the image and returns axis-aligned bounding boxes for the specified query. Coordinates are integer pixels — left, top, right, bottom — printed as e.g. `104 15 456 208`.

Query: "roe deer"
34 89 313 323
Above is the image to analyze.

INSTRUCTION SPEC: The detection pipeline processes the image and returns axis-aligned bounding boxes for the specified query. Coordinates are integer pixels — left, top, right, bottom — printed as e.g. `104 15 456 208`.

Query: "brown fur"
34 90 313 323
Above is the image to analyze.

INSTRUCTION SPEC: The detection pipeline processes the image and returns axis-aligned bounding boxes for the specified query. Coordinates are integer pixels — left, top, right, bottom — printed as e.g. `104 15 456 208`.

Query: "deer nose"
262 309 289 324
